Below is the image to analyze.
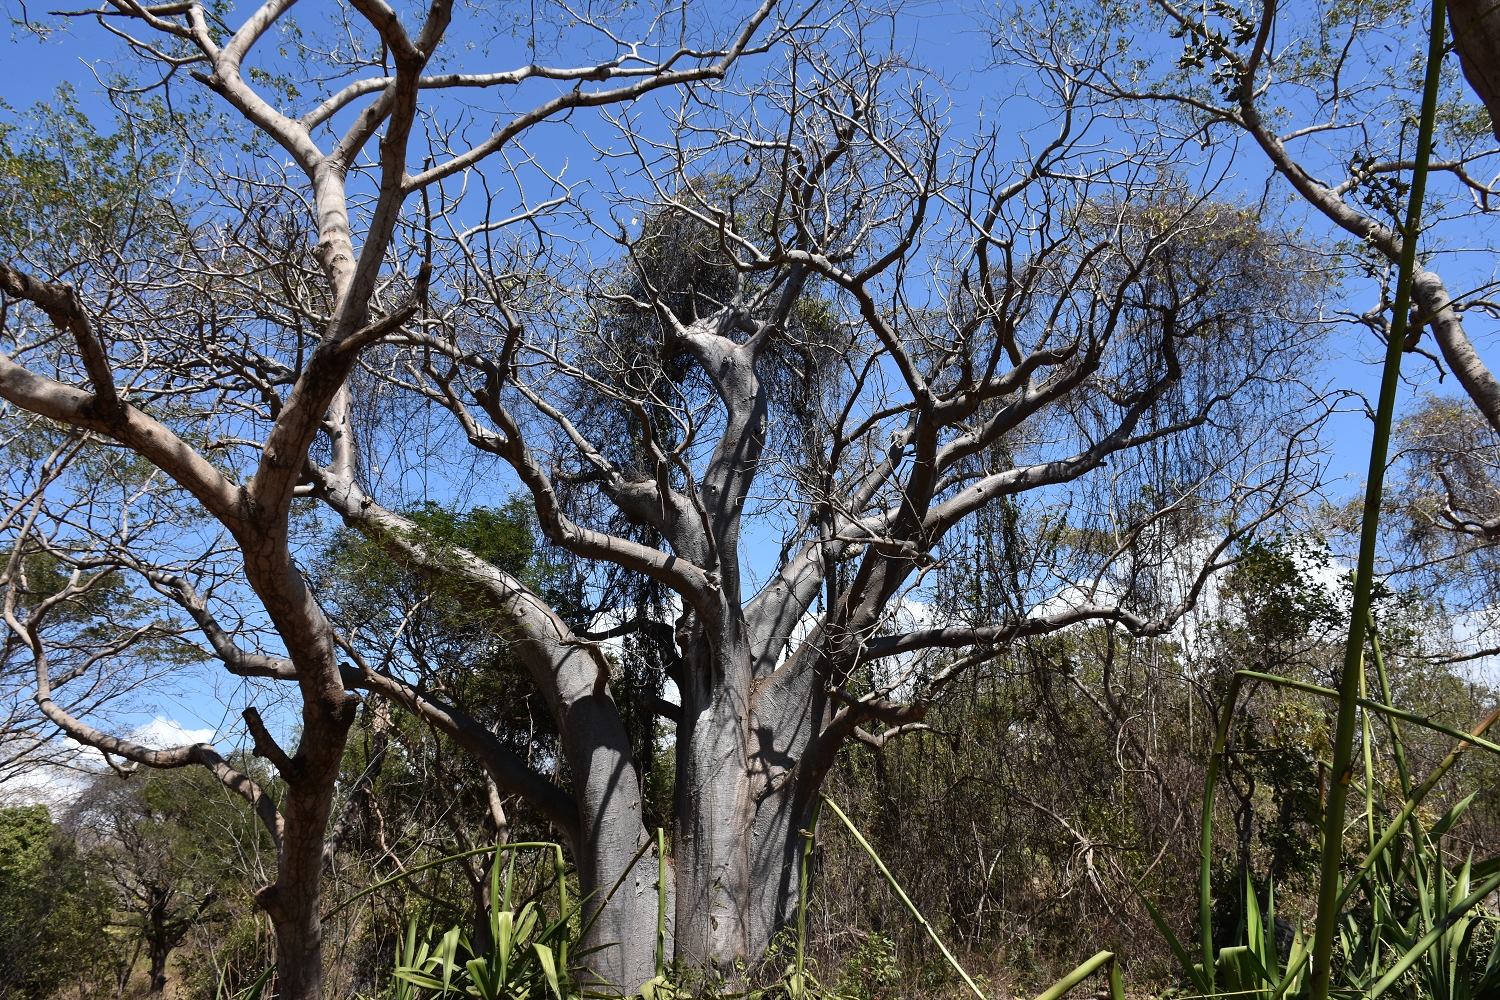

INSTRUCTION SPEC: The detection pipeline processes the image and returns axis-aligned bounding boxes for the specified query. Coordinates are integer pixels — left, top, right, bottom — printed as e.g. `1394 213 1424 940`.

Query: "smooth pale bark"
320 483 665 990
344 235 1259 981
674 627 758 966
1413 268 1500 432
1215 32 1500 442
0 0 785 990
5 2 1301 990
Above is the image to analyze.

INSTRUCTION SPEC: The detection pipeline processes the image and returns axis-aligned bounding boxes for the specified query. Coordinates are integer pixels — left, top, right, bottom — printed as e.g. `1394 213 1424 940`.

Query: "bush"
0 805 116 1000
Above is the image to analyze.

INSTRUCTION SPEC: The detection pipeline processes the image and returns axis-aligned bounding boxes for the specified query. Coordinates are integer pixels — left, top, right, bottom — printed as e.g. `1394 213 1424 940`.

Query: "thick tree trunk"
147 898 170 994
569 669 809 988
259 795 336 1000
1449 0 1500 141
148 948 169 994
567 695 669 992
256 722 353 1000
674 649 755 967
667 722 813 975
668 620 822 976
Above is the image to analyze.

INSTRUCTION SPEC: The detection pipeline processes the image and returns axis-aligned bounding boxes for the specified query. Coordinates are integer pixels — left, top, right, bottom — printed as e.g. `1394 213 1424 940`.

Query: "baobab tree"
313 28 1332 983
1 3 1330 997
0 0 783 993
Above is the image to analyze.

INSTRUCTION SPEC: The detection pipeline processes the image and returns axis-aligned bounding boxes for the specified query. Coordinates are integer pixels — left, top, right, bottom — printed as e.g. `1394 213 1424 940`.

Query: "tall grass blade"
324 841 562 920
1138 890 1210 994
819 795 985 1000
796 798 823 998
1337 705 1500 913
1231 672 1500 759
1368 867 1500 997
1199 673 1245 994
1032 951 1118 1000
536 943 561 1000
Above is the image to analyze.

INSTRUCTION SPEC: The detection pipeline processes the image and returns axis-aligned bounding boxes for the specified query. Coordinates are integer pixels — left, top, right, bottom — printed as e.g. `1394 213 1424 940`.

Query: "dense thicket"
7 527 1499 998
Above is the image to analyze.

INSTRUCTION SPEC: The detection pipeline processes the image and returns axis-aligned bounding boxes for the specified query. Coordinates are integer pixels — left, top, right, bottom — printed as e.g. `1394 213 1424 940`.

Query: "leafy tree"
68 768 255 994
0 805 117 1000
0 89 198 786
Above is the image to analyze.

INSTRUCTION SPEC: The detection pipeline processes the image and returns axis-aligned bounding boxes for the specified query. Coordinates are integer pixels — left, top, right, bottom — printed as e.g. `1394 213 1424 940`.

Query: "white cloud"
59 715 216 762
0 717 219 808
129 716 216 749
0 764 91 809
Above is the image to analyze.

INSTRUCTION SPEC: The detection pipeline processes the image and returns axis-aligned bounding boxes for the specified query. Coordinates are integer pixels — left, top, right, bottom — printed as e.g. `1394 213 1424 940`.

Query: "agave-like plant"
1217 877 1308 1000
1335 794 1500 1000
1142 872 1308 1000
393 847 573 1000
1152 614 1500 1000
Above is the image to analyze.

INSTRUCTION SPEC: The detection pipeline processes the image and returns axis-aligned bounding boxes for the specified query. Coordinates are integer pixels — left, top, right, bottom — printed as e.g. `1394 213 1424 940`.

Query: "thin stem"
1368 614 1413 796
1368 614 1427 877
655 828 667 980
556 842 569 1000
324 842 562 920
819 795 985 1000
795 798 823 996
1233 670 1500 758
1336 701 1500 913
1361 659 1377 853
1307 2 1448 993
1200 674 1245 992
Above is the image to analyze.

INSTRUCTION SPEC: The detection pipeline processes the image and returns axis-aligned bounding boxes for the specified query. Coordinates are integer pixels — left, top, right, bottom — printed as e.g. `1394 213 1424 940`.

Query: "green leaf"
394 971 448 991
498 910 515 965
1429 793 1476 840
438 926 463 995
1140 892 1210 994
535 943 561 1000
517 903 538 945
465 958 497 1000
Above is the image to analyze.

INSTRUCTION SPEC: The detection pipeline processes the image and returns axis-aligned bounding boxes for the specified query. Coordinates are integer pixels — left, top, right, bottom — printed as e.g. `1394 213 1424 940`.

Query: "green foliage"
319 498 566 759
1149 875 1308 1000
835 934 900 1000
1220 537 1345 658
0 84 184 268
70 768 261 990
391 850 575 1000
1180 606 1500 999
10 550 199 666
0 805 117 1000
1335 799 1500 999
315 502 602 994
